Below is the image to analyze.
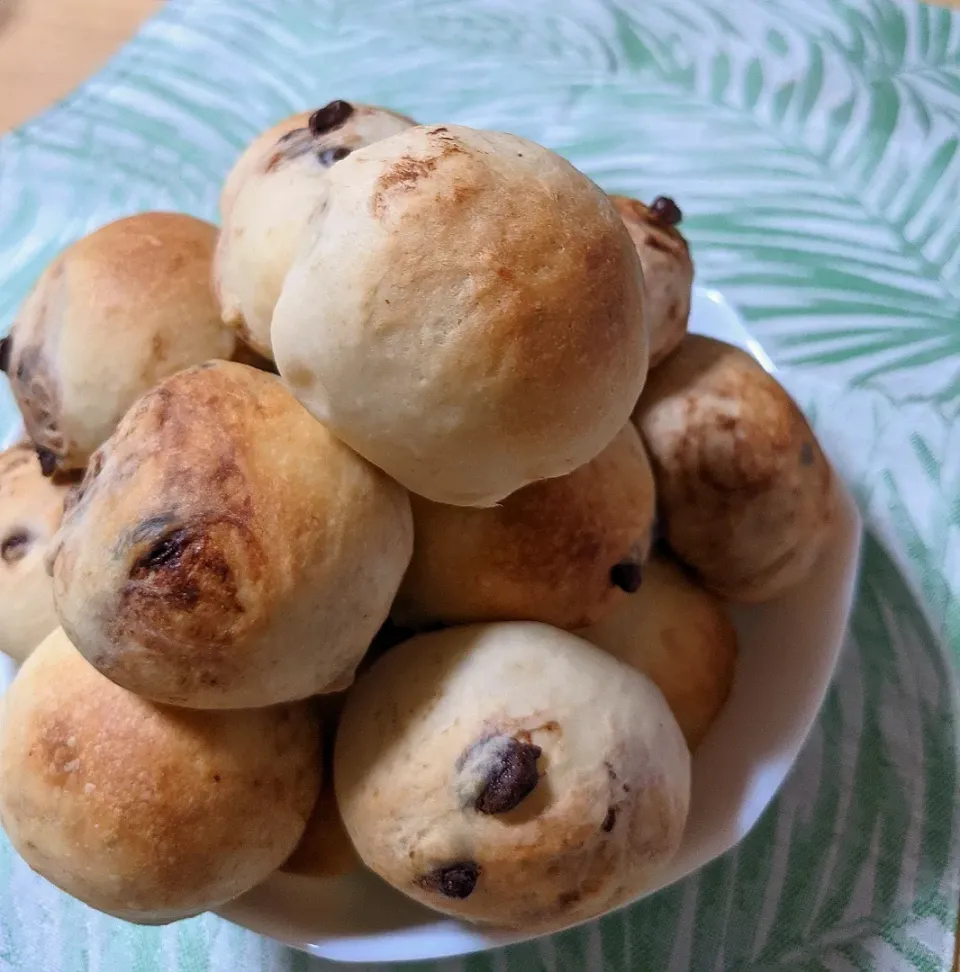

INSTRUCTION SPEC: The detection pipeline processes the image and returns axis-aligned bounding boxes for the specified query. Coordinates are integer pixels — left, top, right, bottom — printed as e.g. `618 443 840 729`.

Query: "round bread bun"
0 628 322 924
51 360 413 709
393 423 656 631
272 124 648 507
215 101 416 358
281 678 360 879
633 335 835 602
335 622 690 932
0 212 236 476
610 195 693 368
0 444 70 663
281 782 359 880
580 555 738 749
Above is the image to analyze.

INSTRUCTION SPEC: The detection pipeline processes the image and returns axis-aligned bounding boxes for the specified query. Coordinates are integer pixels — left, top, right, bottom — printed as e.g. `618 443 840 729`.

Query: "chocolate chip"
0 336 10 373
35 448 58 477
308 100 354 136
131 528 190 576
417 861 480 899
317 146 352 167
610 560 642 593
601 806 617 832
800 442 815 466
462 735 542 815
650 196 683 226
1 531 30 565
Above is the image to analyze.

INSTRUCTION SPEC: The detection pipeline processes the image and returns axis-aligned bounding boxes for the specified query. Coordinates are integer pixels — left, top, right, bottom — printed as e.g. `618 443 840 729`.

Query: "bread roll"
281 679 359 879
215 101 416 357
580 555 737 748
272 124 648 506
1 213 236 475
51 361 413 708
0 444 70 663
280 782 359 880
335 622 689 931
633 335 834 601
0 628 321 924
393 424 656 630
610 195 693 367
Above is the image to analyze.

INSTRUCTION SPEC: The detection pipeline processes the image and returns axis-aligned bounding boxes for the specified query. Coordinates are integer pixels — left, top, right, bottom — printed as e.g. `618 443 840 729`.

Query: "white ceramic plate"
209 287 863 964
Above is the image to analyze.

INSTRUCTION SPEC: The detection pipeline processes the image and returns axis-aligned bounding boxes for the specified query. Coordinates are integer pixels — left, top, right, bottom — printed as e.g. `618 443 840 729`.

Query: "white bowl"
210 288 863 964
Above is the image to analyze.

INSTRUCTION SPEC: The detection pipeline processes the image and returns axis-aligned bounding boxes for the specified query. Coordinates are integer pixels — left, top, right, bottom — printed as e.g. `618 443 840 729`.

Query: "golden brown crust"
51 361 413 708
273 125 649 506
609 195 693 369
4 260 69 466
393 424 656 630
5 213 236 474
581 555 738 749
633 335 835 601
0 629 321 923
280 782 360 879
0 444 71 663
335 623 689 931
281 684 359 879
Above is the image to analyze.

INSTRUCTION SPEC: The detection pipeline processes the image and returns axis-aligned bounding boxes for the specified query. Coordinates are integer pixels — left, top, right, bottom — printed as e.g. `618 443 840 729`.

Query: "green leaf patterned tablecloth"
1 0 959 969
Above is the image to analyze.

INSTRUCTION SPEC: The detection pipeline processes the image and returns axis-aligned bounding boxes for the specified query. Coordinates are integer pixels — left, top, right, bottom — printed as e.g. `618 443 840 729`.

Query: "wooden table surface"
0 0 160 132
0 1 957 970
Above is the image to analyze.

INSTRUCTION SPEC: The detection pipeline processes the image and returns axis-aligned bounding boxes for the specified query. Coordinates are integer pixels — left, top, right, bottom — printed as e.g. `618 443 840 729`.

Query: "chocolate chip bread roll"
610 195 693 368
273 124 648 506
0 444 70 663
393 424 656 631
215 101 416 358
51 361 413 709
581 555 738 749
335 622 690 932
633 335 835 601
1 212 236 476
0 628 321 924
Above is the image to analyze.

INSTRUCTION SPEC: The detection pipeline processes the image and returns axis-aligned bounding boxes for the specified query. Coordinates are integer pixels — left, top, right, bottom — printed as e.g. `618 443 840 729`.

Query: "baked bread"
581 555 738 749
633 335 835 601
215 101 416 357
281 680 360 879
0 628 321 924
610 195 693 368
280 782 359 880
393 423 656 630
51 361 413 708
272 124 648 506
335 622 689 931
1 213 236 475
0 444 70 663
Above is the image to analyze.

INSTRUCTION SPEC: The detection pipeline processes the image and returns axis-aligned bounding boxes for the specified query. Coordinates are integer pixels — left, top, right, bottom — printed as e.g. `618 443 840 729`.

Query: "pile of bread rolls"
0 101 835 935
